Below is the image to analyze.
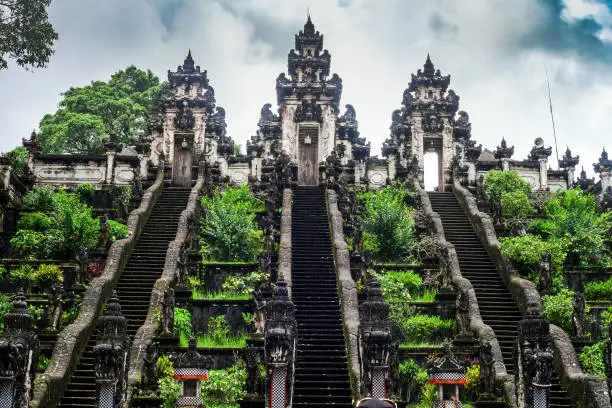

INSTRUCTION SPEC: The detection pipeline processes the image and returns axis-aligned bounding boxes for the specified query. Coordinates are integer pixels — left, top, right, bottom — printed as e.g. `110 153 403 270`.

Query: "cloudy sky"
1 0 611 180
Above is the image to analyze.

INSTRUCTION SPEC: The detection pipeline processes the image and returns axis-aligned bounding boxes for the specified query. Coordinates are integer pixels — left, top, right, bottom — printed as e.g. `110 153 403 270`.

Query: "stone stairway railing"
453 180 611 408
126 165 205 399
277 188 293 295
327 189 361 400
30 161 166 408
414 181 518 407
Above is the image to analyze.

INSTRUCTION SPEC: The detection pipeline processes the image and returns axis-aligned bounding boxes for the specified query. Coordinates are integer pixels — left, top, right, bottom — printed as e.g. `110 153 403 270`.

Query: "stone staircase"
291 186 353 408
428 192 572 408
58 187 192 407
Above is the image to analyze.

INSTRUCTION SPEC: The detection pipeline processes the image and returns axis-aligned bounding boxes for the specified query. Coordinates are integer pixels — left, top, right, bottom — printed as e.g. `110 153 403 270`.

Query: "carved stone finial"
594 147 612 173
558 146 579 169
494 137 515 159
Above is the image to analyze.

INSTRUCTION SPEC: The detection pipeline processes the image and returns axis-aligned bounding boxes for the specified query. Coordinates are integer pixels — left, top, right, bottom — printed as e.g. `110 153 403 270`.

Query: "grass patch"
192 289 253 301
196 333 248 348
399 341 443 349
411 289 438 303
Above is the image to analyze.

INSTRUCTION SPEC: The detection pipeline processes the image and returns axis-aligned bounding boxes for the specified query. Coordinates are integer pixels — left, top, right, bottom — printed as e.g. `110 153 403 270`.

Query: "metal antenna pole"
545 64 560 167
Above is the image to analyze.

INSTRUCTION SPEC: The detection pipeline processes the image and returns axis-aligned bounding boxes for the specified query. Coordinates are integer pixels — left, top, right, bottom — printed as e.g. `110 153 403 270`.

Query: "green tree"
2 146 28 175
483 170 532 203
0 0 58 70
38 66 163 155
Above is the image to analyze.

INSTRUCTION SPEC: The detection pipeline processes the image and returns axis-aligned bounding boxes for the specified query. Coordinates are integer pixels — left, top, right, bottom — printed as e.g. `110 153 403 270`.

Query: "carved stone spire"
558 147 579 169
494 137 515 160
593 147 612 173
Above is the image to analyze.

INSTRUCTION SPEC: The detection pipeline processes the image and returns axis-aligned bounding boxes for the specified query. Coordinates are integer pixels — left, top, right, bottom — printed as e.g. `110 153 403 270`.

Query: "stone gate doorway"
173 134 193 187
297 125 319 186
423 137 444 191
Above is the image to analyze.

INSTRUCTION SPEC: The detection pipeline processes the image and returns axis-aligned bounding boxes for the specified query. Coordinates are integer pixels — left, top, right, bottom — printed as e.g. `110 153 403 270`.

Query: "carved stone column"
0 291 39 408
515 308 553 408
359 280 393 399
94 292 130 408
264 277 296 408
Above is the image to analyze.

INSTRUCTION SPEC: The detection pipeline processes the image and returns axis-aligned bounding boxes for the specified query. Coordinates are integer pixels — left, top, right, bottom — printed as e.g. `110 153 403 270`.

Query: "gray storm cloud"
0 0 610 176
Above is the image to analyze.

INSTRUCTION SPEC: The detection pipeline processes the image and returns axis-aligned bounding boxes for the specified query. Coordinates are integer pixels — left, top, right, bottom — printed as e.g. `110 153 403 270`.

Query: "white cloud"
0 0 609 179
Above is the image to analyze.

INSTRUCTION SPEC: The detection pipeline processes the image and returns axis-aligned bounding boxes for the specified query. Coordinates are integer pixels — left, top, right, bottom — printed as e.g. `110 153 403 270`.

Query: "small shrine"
427 341 466 408
173 337 211 407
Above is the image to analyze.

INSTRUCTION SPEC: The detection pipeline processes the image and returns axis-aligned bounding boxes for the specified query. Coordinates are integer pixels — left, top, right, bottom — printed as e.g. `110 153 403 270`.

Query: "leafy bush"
501 191 534 219
17 212 52 231
583 278 612 302
3 146 28 176
156 355 175 378
529 188 611 269
24 186 56 211
483 170 532 203
397 314 454 343
579 341 605 377
0 294 14 329
465 364 480 391
359 185 415 262
108 220 129 242
35 264 63 290
601 307 612 337
9 264 37 292
173 307 192 342
221 270 269 296
377 270 422 302
156 356 180 408
419 382 438 406
50 190 100 256
75 183 95 204
200 360 247 404
398 359 428 387
542 288 574 332
208 315 230 345
200 186 263 262
10 230 49 260
500 234 566 275
38 355 50 372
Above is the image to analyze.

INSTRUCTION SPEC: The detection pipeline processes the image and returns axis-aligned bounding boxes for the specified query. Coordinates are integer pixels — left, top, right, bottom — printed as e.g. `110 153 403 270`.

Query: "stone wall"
29 162 166 408
415 180 517 407
453 181 611 408
327 189 360 400
126 169 205 398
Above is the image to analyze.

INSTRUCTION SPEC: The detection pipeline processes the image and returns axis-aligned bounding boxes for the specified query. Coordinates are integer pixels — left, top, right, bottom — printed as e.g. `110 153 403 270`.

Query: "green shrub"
200 186 263 262
420 382 437 406
579 341 605 376
601 307 612 336
38 355 50 372
465 364 480 391
17 212 52 231
501 190 534 219
397 314 454 343
359 185 415 262
108 220 129 242
9 264 37 292
483 170 532 203
173 307 192 342
0 294 14 329
35 264 63 290
158 376 180 408
377 270 422 302
221 270 268 296
584 278 612 302
542 288 574 332
24 186 56 211
10 230 48 259
156 355 175 378
50 190 100 256
208 315 230 345
200 360 247 404
75 183 95 204
398 359 428 386
529 188 611 269
500 234 566 275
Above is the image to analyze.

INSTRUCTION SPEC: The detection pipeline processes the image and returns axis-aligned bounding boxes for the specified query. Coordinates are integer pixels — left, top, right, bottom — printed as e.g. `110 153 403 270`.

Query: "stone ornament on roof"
558 147 579 169
494 137 514 160
408 54 451 93
528 137 552 160
593 147 612 173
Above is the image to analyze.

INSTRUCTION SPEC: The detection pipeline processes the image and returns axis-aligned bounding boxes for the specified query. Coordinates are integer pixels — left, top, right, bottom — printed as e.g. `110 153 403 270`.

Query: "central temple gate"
173 134 193 187
297 125 319 186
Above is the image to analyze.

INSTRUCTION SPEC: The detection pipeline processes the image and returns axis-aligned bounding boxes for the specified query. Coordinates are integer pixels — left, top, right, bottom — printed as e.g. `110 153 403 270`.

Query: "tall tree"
38 66 163 155
0 0 58 70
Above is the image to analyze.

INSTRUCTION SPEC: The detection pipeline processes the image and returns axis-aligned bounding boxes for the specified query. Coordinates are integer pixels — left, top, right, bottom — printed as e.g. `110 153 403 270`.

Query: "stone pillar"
94 292 130 408
264 277 296 408
601 171 611 195
501 158 511 171
0 291 39 408
538 158 548 190
359 280 393 399
515 308 553 408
